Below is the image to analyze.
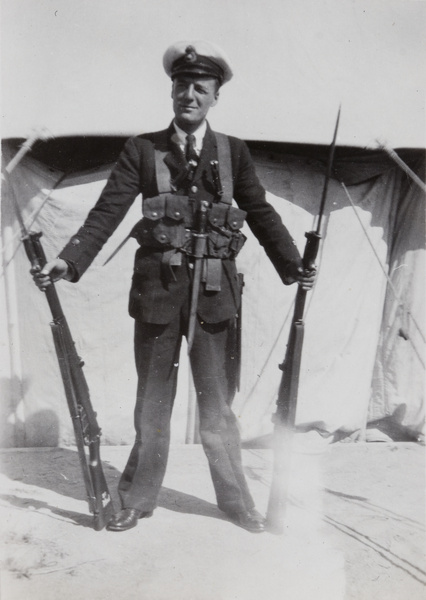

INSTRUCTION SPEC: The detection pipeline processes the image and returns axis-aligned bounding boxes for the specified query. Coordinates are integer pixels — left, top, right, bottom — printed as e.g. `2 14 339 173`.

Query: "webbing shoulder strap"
214 132 233 206
154 148 173 194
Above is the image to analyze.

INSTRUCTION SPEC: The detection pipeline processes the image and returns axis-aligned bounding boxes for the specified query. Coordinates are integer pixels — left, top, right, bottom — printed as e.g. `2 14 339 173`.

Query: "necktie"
185 134 198 166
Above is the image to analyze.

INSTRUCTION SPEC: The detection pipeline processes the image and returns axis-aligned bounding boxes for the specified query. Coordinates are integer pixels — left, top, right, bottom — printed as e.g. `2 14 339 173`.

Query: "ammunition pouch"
132 194 247 260
205 203 247 258
132 194 192 249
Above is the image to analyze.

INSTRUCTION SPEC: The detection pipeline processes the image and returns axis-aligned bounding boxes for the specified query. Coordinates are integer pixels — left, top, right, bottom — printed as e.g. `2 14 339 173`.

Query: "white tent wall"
369 171 425 435
1 145 191 448
1 140 424 447
234 150 393 439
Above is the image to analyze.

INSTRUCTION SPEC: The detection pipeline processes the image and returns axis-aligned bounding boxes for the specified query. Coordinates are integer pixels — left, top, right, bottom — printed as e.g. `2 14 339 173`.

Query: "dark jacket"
60 122 302 324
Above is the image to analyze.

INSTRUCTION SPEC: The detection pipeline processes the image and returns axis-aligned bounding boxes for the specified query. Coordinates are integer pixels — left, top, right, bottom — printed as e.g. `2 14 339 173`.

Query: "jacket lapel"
153 122 218 192
161 124 187 173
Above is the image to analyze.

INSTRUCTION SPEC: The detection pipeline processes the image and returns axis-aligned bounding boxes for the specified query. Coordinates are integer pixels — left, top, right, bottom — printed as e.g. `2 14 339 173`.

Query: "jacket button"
191 185 198 193
152 211 158 217
174 211 181 217
71 238 80 245
232 221 237 227
159 234 167 242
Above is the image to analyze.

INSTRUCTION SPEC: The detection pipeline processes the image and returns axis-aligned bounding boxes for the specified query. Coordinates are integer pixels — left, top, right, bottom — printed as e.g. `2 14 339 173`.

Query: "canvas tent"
1 135 424 447
1 0 425 448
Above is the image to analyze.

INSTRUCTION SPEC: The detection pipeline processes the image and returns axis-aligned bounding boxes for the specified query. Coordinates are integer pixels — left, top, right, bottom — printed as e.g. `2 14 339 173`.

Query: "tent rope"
0 172 69 273
376 141 426 193
243 296 295 405
340 181 426 364
242 239 323 407
241 207 329 409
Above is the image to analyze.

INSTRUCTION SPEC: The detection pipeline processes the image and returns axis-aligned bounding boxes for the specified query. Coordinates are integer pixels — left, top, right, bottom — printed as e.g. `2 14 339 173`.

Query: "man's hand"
31 258 70 291
295 267 317 291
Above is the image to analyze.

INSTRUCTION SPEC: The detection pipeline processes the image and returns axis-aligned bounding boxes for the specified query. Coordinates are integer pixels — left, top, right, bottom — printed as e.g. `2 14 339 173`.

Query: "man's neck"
173 119 206 136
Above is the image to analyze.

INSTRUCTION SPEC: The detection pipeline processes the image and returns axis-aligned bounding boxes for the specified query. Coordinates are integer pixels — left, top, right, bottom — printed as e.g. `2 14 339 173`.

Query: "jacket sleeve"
59 137 144 281
230 137 303 284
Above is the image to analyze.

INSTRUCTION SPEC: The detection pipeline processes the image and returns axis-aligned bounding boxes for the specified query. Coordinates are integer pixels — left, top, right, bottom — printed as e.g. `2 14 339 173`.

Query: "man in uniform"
33 41 316 533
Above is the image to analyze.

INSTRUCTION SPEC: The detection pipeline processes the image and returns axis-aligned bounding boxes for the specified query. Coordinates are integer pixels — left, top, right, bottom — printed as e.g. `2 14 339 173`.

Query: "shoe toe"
244 509 266 532
107 508 141 532
226 508 266 533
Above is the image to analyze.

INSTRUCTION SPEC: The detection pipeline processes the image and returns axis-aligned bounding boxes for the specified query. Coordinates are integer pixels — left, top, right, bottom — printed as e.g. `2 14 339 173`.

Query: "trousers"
118 307 255 515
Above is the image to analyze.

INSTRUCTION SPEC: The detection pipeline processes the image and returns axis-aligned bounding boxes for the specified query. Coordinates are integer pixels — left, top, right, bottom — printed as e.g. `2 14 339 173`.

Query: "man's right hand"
31 258 71 291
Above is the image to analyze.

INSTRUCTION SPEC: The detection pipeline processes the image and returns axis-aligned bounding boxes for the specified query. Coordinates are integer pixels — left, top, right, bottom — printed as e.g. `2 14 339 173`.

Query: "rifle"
266 109 341 534
4 135 114 530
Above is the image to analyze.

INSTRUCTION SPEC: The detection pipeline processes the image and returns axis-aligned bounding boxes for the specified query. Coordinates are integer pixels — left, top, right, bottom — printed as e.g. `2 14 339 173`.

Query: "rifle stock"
266 232 320 533
5 133 114 529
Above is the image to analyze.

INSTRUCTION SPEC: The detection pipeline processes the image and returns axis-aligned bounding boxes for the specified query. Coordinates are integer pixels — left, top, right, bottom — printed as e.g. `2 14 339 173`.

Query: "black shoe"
225 508 266 533
106 508 153 532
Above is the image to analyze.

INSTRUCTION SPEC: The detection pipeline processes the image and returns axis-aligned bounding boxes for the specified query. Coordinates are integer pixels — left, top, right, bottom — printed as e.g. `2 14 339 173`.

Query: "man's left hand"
296 267 317 291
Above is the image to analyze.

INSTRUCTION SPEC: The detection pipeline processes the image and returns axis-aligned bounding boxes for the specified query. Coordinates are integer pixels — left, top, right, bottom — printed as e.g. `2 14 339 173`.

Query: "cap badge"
184 45 197 63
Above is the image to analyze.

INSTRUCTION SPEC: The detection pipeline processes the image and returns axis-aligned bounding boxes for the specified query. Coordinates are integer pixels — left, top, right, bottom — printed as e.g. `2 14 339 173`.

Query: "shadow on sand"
0 447 227 529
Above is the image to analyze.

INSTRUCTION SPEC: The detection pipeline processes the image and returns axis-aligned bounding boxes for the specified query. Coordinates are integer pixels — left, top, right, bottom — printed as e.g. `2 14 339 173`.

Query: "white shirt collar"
173 120 207 156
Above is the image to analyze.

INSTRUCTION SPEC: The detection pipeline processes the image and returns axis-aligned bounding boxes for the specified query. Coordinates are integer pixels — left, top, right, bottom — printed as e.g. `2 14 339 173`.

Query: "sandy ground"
0 438 424 600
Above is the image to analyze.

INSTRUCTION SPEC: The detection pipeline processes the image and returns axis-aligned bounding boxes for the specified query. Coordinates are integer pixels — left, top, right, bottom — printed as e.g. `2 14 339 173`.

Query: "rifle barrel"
266 107 341 533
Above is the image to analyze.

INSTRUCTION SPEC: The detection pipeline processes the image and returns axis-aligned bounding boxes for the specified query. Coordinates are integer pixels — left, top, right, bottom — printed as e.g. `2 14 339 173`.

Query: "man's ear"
212 89 220 106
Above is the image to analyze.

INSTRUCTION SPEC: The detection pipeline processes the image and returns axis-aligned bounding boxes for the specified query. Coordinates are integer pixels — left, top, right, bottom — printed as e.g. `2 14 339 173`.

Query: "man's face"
172 76 219 132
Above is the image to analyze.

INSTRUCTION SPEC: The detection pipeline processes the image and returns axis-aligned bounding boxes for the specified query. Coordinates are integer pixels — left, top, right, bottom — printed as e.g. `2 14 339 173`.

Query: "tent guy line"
1 129 79 276
1 172 69 273
341 181 426 362
376 141 426 193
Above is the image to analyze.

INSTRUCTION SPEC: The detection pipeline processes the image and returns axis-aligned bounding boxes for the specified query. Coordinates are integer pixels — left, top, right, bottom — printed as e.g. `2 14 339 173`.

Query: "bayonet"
187 200 209 353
